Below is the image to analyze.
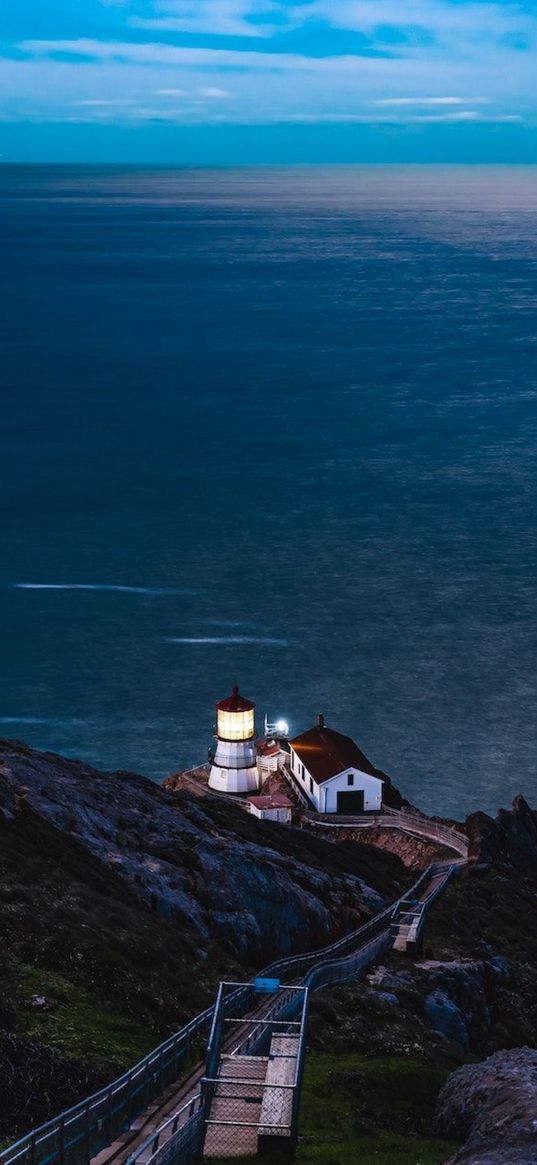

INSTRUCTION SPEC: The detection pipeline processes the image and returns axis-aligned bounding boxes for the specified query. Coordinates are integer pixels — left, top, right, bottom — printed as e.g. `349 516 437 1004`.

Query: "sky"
1 0 537 162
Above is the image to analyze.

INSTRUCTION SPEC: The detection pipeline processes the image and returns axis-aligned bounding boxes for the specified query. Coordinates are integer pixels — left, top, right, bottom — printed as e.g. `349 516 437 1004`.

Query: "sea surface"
1 164 537 819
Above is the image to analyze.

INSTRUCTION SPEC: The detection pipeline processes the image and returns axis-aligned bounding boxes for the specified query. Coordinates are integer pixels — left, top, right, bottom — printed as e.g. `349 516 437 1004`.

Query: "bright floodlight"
275 719 289 736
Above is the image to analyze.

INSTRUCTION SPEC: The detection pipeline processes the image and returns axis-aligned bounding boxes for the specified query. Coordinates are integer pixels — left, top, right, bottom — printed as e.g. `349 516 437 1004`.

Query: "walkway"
304 807 468 858
1 813 467 1165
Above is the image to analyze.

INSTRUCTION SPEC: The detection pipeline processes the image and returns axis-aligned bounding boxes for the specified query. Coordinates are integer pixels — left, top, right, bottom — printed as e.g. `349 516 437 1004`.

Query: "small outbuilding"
256 737 284 777
246 794 293 824
289 715 383 814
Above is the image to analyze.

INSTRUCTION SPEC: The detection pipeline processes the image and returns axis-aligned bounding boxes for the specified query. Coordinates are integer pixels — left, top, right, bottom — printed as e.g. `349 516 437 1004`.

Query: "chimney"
318 713 325 730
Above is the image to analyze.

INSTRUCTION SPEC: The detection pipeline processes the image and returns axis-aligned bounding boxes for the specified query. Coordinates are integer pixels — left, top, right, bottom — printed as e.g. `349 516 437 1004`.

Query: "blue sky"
1 0 536 161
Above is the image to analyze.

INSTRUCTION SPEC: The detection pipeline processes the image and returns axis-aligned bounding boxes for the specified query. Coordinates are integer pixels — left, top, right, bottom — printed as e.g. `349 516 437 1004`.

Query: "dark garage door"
337 790 365 814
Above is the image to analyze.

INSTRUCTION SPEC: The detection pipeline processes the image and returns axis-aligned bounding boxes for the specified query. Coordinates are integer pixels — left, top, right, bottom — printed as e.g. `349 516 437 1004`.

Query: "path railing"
1 842 464 1165
304 860 460 990
200 983 309 1159
123 1095 203 1165
0 897 405 1165
117 861 458 1165
305 807 468 857
0 1008 214 1165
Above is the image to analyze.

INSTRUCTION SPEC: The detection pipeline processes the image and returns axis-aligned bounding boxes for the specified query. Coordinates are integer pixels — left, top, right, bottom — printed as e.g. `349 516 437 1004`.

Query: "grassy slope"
0 794 410 1069
0 774 414 1146
423 864 537 1052
208 865 537 1165
0 804 235 1072
425 864 537 963
210 1053 458 1165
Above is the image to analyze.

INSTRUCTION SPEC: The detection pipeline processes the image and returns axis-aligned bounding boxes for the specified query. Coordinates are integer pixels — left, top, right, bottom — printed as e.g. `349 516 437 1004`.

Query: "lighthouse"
208 685 260 794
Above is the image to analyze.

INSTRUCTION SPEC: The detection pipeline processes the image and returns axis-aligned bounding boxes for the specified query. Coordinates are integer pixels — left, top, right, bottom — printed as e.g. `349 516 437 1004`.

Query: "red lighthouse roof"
217 685 255 712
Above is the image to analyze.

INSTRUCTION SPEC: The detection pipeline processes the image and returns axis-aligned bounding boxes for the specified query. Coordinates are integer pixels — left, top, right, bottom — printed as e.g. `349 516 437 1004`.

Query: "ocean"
1 164 537 819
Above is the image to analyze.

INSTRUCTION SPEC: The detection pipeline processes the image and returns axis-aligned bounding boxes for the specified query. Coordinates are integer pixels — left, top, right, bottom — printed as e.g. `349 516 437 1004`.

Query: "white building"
256 738 285 778
246 794 293 824
208 686 260 794
288 715 383 814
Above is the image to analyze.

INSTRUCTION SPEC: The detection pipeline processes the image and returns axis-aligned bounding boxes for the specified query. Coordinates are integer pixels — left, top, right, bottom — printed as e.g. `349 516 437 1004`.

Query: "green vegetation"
0 784 409 1141
0 806 235 1058
425 866 537 964
210 1051 459 1165
2 958 157 1067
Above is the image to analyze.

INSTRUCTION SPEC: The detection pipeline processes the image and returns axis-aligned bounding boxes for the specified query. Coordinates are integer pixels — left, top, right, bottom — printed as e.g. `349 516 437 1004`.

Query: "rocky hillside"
301 832 537 1165
0 737 409 1144
435 1048 537 1164
466 794 537 869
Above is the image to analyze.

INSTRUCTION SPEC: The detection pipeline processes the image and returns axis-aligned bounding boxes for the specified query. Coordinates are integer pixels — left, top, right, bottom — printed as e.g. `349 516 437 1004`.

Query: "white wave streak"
12 583 192 595
168 636 289 646
0 717 88 726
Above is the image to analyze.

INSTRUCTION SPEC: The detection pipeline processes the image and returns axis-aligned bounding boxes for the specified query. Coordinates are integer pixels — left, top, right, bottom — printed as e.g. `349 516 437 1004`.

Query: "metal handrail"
258 860 438 983
0 1006 213 1165
305 809 468 855
303 860 460 992
124 1095 202 1165
1 847 462 1165
106 860 461 1165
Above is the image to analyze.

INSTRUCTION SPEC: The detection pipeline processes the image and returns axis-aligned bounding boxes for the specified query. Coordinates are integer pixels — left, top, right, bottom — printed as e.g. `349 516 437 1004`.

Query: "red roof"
247 794 293 810
289 723 380 785
256 738 281 757
217 685 255 713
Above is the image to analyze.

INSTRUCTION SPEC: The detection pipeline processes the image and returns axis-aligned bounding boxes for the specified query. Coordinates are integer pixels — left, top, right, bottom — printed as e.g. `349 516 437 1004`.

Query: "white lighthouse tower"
208 685 260 794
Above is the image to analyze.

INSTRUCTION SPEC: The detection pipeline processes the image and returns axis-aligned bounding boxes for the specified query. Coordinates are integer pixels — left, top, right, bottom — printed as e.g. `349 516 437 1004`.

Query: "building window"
301 763 305 779
347 772 354 786
309 776 314 793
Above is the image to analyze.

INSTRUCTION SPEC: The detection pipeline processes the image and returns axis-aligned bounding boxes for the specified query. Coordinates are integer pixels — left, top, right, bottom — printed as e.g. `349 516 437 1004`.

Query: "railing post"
107 1088 113 1145
125 1072 133 1133
84 1102 91 1162
59 1117 65 1165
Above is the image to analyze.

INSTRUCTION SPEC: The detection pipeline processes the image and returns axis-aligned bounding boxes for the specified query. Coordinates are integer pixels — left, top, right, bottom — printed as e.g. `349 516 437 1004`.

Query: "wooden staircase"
204 1056 269 1158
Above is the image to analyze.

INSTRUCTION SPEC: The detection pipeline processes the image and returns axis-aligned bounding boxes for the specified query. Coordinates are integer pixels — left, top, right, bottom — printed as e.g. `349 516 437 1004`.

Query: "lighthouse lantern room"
208 685 260 794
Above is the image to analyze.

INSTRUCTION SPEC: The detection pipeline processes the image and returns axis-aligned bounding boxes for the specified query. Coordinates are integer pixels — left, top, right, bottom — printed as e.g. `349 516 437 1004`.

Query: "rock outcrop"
0 736 412 1144
435 1048 537 1163
368 958 505 1053
0 738 403 965
313 824 449 870
466 795 537 870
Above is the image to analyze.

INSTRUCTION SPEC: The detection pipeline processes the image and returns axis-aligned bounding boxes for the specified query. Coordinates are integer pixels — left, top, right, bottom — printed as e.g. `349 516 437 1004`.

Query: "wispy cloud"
286 109 520 123
130 0 286 38
302 0 537 42
76 97 135 106
3 0 536 139
17 38 395 70
199 86 231 97
373 95 490 106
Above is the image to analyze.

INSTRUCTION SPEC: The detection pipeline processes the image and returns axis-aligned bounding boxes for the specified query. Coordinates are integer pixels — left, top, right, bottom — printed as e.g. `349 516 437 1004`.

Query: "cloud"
408 110 521 122
5 2 536 135
285 109 521 124
301 0 537 41
76 98 135 106
373 96 490 106
199 86 231 97
131 0 284 38
16 38 395 71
